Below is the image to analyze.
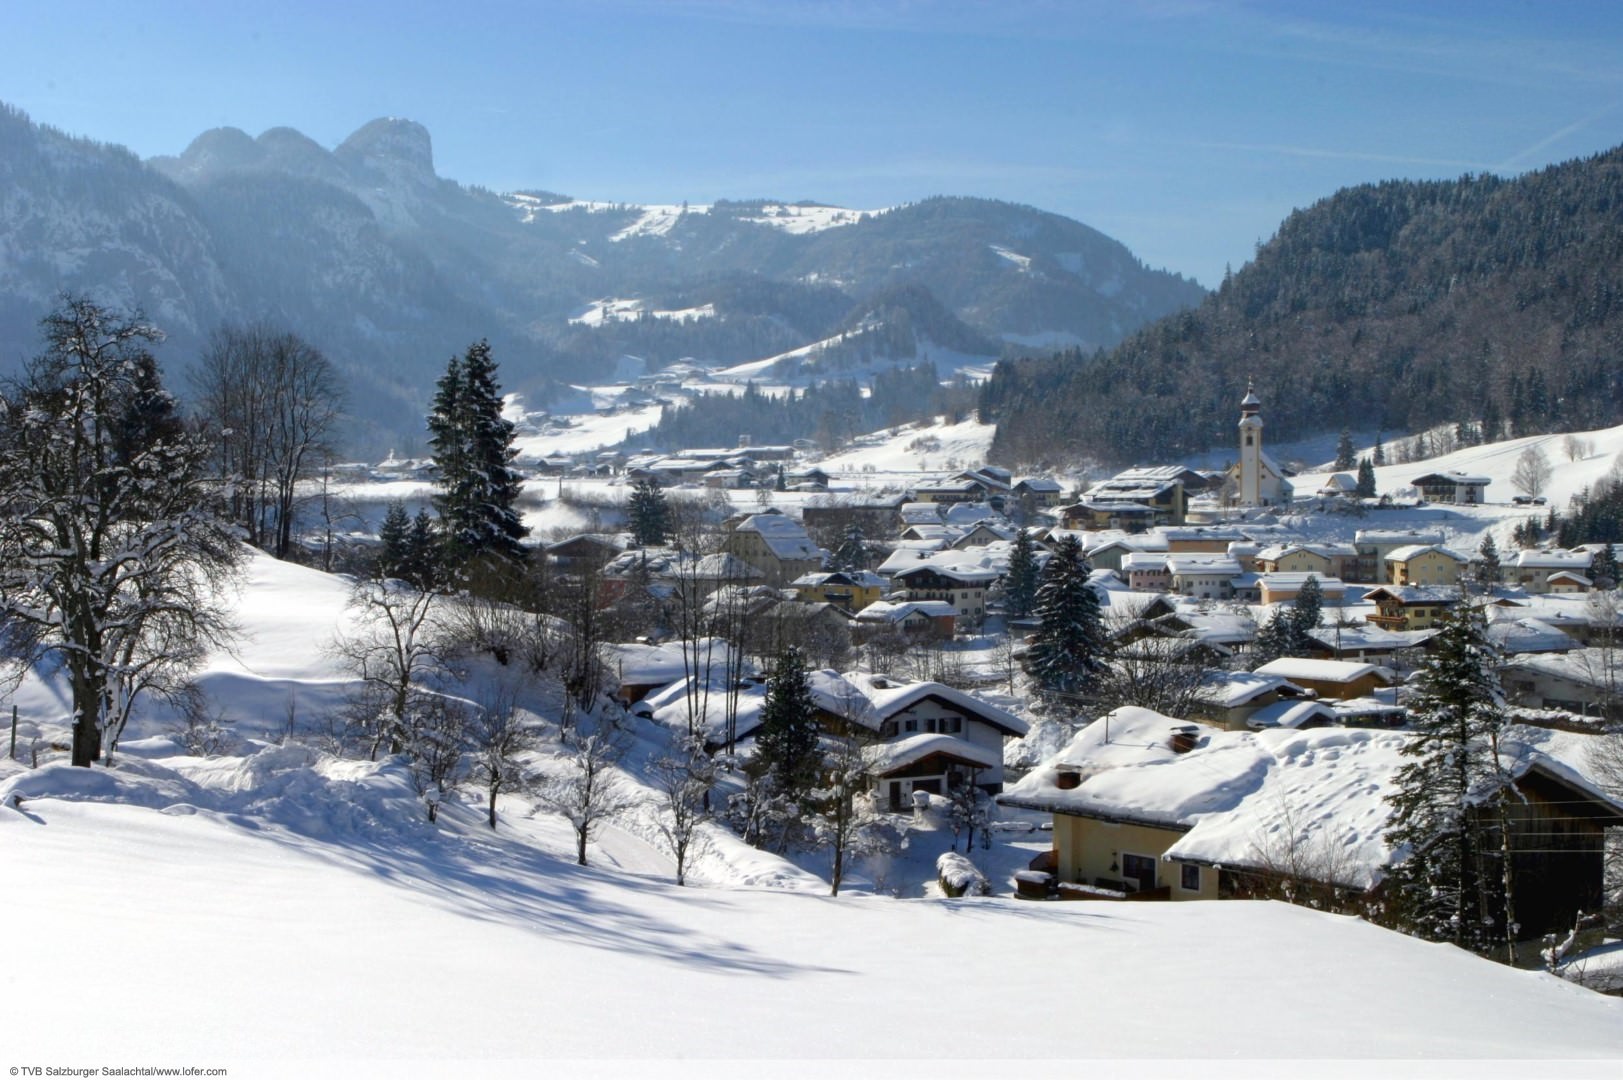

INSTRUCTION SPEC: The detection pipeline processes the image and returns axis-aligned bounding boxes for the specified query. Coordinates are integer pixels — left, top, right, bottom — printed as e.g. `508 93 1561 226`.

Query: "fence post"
9 704 16 761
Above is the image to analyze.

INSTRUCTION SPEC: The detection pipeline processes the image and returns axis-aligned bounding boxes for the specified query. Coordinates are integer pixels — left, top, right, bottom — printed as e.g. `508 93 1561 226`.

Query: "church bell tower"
1238 382 1263 506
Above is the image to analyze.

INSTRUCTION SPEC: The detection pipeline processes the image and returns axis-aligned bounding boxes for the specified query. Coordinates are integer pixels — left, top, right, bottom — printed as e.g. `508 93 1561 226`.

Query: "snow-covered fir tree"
1251 575 1326 667
1356 457 1377 499
1335 427 1356 470
1004 526 1040 619
1027 534 1108 705
426 340 527 566
627 478 670 548
754 646 823 806
1473 534 1502 592
1383 604 1517 955
832 520 868 572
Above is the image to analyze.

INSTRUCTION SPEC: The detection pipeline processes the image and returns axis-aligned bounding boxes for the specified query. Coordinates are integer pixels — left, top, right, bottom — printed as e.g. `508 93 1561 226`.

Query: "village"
298 382 1623 981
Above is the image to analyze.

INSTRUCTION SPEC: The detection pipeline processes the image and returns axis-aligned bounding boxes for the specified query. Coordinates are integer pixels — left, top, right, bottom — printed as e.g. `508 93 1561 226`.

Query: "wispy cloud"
1495 102 1622 172
1166 138 1490 172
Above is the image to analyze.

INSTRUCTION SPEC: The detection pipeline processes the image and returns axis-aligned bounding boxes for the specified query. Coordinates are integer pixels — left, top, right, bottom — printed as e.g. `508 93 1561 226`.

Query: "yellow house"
1254 543 1358 579
1257 573 1347 606
1362 585 1458 631
1251 657 1397 701
1385 544 1467 586
999 706 1393 904
791 570 886 612
1001 705 1623 936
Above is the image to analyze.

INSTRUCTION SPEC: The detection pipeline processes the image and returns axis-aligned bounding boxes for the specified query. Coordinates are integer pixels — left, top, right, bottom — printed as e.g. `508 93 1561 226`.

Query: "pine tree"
1250 609 1292 667
426 341 528 567
1027 534 1109 705
1334 428 1356 471
1004 527 1040 619
378 501 411 579
1356 457 1377 499
1474 534 1502 591
1592 543 1619 590
754 647 823 806
627 477 670 547
405 508 441 589
1372 435 1386 466
1289 575 1323 641
1383 605 1515 955
832 520 868 572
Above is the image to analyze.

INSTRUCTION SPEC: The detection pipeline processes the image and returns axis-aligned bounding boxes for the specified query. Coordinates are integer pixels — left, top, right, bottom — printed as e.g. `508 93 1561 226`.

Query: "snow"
1005 708 1621 893
4 552 1623 1068
507 196 887 239
569 298 716 326
7 785 1623 1065
1292 418 1623 514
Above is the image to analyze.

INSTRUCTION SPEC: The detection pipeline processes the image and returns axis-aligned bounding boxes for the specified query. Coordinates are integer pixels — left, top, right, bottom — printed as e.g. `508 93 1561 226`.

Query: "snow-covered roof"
1258 572 1346 594
845 672 1029 736
1244 699 1337 730
1412 470 1492 486
1386 544 1468 563
1501 647 1623 688
793 570 886 590
853 599 957 623
1253 657 1393 685
1486 616 1580 655
733 514 825 560
1510 549 1593 570
1201 671 1308 707
1354 529 1445 548
1002 710 1623 890
1362 584 1457 604
866 732 1001 775
1306 624 1434 653
1166 554 1242 577
603 640 734 687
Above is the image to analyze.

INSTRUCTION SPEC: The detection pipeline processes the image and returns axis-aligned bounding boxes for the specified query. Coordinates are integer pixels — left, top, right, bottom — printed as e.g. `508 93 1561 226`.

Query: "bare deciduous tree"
1511 445 1554 499
652 733 716 885
541 724 633 866
331 576 455 758
191 323 344 559
405 694 466 823
468 684 538 829
0 298 241 767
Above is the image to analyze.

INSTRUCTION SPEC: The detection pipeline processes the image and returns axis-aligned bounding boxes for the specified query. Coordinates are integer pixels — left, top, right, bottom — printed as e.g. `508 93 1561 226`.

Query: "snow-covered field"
5 552 1623 1072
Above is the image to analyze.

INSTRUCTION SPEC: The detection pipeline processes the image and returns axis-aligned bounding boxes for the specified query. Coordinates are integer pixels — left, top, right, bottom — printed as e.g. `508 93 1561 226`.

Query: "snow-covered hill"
5 549 1623 1069
9 779 1622 1065
1294 420 1623 513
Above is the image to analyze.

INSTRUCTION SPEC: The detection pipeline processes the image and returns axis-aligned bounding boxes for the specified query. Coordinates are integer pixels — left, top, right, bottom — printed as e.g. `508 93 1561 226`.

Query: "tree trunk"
576 825 589 866
69 666 103 767
488 785 498 829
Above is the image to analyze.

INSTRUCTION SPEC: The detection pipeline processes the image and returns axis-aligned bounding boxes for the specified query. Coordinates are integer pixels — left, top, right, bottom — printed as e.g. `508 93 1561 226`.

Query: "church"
1226 384 1293 508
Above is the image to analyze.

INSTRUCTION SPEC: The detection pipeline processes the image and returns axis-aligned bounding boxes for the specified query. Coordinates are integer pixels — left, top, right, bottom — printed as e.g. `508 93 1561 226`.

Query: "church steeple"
1237 381 1264 506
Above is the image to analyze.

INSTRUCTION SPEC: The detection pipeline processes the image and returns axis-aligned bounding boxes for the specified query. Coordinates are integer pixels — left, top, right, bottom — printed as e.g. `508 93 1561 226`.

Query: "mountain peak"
335 117 435 185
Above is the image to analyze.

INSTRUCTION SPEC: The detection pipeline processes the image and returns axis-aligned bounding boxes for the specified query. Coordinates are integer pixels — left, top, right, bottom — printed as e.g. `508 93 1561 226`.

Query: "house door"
1121 854 1158 893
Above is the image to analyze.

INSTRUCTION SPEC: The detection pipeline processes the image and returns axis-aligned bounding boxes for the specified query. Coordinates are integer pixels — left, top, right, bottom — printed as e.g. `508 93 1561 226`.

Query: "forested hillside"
982 146 1623 468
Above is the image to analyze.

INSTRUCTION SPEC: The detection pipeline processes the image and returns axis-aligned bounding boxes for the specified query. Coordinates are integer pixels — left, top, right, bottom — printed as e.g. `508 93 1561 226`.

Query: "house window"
942 717 962 734
1180 863 1201 892
903 719 918 733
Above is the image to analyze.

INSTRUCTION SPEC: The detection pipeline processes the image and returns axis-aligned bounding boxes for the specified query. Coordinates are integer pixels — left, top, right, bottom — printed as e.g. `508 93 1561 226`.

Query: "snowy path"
593 820 677 878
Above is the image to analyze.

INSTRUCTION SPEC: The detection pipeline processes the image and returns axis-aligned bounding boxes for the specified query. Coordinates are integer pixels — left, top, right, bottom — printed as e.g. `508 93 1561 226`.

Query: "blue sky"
4 0 1622 287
